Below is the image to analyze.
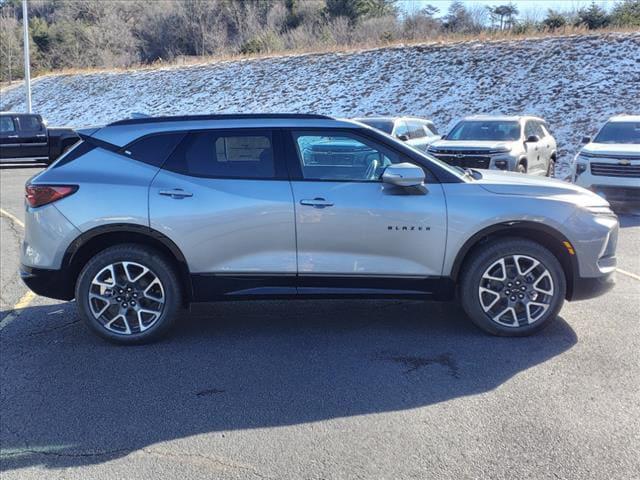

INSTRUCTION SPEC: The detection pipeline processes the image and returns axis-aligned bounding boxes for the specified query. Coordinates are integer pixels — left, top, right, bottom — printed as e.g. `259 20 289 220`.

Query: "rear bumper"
20 264 74 301
568 270 615 301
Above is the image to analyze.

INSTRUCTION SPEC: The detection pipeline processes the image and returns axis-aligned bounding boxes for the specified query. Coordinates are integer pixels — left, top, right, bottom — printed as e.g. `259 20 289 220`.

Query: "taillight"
25 185 78 208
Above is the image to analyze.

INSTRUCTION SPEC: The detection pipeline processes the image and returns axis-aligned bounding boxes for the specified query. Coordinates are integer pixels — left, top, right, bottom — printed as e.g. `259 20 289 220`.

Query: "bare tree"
0 8 20 82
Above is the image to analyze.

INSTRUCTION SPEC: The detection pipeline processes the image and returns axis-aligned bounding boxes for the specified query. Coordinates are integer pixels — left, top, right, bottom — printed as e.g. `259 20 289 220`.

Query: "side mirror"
440 134 446 140
396 134 410 142
525 135 540 143
382 163 425 187
581 136 591 144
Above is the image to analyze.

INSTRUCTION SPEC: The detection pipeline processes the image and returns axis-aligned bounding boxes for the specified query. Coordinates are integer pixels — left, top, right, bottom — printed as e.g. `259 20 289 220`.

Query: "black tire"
547 157 556 177
75 244 181 344
516 161 527 174
459 238 566 336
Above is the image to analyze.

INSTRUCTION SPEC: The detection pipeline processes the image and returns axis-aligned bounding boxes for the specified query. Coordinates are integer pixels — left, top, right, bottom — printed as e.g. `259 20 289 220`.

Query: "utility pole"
22 0 32 113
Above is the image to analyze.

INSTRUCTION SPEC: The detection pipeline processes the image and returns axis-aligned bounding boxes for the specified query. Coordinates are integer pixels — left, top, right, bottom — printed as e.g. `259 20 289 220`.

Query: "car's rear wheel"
75 244 181 344
460 238 566 336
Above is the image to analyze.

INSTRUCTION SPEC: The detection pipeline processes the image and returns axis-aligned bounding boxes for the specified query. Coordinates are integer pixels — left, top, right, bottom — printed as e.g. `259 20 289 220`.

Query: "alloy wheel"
88 261 165 335
478 254 554 328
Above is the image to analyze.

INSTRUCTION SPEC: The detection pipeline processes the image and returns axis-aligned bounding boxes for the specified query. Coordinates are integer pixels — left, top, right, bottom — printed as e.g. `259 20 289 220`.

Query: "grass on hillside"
1 26 638 88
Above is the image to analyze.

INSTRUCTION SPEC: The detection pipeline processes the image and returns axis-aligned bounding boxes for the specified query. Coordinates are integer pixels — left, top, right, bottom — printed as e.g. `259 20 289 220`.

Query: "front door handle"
7 135 18 138
159 189 193 199
300 198 334 208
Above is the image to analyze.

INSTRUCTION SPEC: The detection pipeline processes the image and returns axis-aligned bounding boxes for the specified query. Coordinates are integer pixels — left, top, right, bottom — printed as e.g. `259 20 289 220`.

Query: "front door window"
293 132 400 182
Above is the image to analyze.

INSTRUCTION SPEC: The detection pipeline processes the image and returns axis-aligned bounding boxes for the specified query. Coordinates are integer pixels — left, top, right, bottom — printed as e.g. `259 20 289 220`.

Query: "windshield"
355 119 394 134
448 120 521 141
594 122 640 144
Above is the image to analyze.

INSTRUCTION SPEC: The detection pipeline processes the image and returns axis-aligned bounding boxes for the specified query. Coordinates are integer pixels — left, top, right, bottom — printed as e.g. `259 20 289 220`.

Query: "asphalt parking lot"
1 166 639 480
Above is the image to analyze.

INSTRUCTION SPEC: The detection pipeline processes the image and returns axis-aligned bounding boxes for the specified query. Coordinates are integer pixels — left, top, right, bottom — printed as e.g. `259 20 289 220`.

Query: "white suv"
574 115 640 203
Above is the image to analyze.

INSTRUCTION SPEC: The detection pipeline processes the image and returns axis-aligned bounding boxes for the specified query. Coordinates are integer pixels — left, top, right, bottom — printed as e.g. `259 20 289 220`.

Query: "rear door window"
18 115 43 132
424 121 439 135
124 132 186 167
164 130 277 179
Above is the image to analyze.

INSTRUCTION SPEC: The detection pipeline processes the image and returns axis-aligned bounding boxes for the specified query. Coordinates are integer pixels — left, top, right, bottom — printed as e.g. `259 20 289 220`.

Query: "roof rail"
108 113 334 127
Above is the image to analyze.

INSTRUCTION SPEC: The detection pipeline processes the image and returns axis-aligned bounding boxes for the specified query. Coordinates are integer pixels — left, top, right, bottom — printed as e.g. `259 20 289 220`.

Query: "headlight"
583 205 615 216
575 162 588 175
489 147 512 154
493 159 508 169
427 146 437 153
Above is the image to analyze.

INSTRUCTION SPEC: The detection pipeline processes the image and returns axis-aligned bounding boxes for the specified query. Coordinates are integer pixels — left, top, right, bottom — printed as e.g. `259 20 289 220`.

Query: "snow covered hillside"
2 32 639 175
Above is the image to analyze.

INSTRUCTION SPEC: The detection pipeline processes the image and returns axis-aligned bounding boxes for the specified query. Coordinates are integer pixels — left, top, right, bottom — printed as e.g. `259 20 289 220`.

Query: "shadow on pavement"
0 299 577 471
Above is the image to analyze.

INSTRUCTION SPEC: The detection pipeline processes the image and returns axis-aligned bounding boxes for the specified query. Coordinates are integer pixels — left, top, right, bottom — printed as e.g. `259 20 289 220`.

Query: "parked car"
353 116 440 152
427 115 557 176
21 114 617 344
0 112 79 165
573 115 640 203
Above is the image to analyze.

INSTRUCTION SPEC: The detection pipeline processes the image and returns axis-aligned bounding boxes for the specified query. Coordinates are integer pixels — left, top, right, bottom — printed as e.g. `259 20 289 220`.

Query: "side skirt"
190 274 455 302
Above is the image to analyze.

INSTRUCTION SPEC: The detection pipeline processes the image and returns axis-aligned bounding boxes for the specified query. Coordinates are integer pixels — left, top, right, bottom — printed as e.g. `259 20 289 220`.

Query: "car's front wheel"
75 244 181 344
547 157 556 177
460 238 566 336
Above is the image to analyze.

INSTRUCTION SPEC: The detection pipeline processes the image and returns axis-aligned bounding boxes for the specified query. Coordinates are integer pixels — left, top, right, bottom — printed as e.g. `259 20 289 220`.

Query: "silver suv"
428 115 557 176
21 114 617 344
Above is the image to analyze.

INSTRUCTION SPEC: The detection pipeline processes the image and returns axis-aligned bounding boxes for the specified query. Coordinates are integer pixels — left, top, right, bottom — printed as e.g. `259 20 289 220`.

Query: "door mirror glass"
581 136 591 144
525 135 540 143
396 134 410 142
382 163 425 187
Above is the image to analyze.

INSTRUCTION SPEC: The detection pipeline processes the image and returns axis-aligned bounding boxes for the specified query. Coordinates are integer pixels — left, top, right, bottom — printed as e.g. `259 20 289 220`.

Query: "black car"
0 112 79 165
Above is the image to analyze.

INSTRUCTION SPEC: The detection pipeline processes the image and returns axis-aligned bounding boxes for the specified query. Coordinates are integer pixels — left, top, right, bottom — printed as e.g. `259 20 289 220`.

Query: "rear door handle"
300 198 334 208
7 135 18 138
159 189 193 199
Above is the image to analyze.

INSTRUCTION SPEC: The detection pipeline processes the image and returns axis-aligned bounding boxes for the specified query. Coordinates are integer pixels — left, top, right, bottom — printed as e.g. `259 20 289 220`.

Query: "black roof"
108 113 333 127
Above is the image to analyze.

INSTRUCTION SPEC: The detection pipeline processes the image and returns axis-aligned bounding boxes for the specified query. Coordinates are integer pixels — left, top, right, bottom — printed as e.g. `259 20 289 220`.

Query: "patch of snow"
2 33 639 179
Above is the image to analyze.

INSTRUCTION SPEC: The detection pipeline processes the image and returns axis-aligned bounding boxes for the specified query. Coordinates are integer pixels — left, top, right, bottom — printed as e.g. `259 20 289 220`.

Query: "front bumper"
574 163 640 204
587 185 640 204
568 270 616 301
20 264 74 301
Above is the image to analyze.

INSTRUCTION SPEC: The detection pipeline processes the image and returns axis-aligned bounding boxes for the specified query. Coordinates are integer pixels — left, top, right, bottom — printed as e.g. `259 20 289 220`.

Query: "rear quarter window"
52 141 95 168
123 132 186 167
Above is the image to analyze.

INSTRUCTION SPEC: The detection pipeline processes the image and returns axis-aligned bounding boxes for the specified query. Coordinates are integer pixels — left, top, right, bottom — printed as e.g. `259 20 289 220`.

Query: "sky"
397 0 619 17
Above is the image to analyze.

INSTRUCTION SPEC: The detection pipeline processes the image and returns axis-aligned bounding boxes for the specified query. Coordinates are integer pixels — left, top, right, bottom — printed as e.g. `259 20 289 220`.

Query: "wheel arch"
450 221 578 300
62 224 192 304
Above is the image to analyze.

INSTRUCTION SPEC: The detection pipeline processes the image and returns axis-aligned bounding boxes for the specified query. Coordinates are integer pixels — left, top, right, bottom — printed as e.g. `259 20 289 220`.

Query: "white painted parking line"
0 208 24 229
617 268 640 282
